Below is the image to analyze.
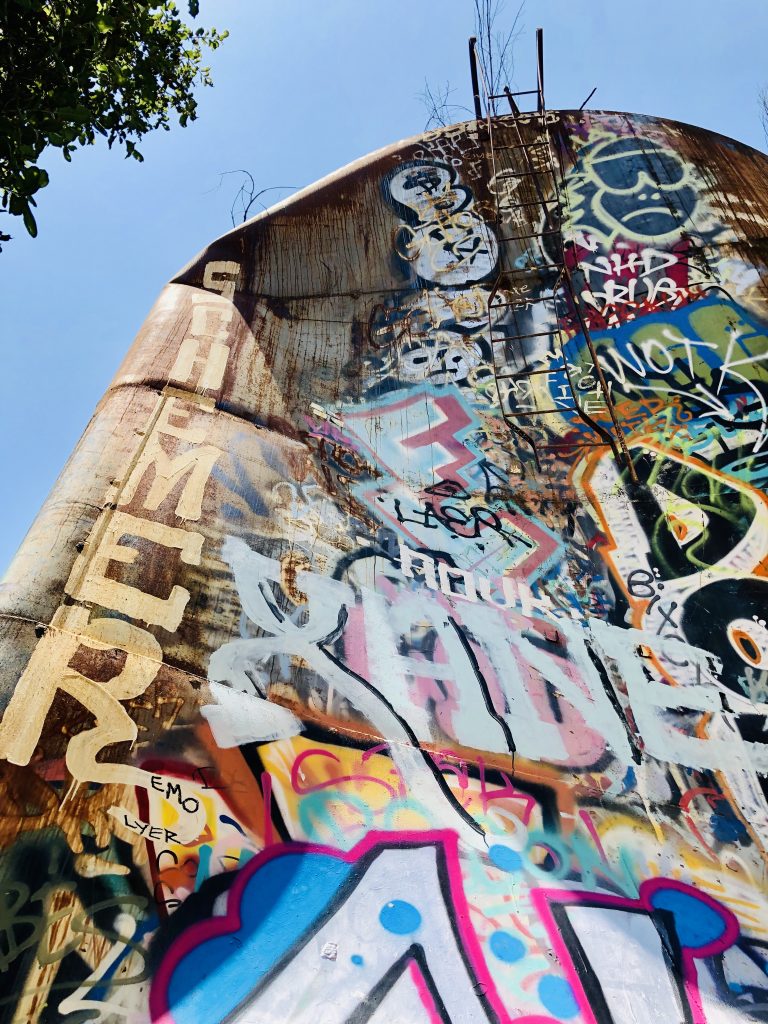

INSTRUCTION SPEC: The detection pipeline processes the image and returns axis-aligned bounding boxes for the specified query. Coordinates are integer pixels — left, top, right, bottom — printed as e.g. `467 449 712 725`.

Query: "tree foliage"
0 0 227 246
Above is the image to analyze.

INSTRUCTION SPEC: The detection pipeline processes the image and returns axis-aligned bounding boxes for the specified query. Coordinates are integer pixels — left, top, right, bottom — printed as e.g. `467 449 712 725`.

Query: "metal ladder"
473 36 636 479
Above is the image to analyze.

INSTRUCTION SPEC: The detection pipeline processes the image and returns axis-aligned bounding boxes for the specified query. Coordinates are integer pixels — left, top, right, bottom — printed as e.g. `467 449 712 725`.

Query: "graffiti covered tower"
1 109 768 1022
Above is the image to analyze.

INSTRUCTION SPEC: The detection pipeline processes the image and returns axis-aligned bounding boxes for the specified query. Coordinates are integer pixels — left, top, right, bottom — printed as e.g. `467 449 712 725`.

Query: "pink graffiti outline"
150 828 558 1024
290 746 401 799
530 878 739 1024
342 389 479 486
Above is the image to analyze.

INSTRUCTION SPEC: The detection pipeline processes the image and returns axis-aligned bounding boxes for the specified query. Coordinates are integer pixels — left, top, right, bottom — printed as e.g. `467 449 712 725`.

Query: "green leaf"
59 106 92 124
22 205 37 237
125 140 144 162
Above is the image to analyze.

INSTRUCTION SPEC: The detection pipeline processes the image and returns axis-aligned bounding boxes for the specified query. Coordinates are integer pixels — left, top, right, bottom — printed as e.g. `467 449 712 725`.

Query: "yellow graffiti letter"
69 511 203 631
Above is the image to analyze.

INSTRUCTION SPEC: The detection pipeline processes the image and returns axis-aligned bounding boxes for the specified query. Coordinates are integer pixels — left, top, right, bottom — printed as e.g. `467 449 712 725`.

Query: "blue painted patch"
488 845 522 872
194 845 212 892
559 295 768 434
648 888 727 949
212 463 270 518
166 852 353 1023
489 931 525 963
90 912 158 1003
538 975 579 1019
351 954 364 966
220 814 246 836
379 899 422 935
710 807 748 844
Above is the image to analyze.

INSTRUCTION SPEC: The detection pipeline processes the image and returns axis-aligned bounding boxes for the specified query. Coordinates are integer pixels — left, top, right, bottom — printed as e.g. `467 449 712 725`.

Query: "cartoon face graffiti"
585 136 698 243
397 332 484 386
396 210 499 285
384 161 499 285
386 162 470 220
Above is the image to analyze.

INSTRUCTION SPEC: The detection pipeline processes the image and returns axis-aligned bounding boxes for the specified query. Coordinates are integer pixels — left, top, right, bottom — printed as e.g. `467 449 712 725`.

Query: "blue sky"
1 0 767 573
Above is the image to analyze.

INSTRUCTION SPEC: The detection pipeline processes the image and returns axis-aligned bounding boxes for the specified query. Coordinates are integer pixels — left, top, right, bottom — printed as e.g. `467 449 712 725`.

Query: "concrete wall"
1 110 768 1023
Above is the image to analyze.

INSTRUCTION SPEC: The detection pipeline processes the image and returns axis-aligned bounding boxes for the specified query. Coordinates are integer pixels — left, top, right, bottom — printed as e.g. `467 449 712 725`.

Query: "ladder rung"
527 441 608 450
492 297 561 310
494 141 550 152
493 301 561 313
498 198 559 210
494 263 565 275
490 327 562 342
490 304 560 317
490 292 560 308
495 151 557 167
494 365 564 379
494 367 541 380
502 409 610 427
499 229 560 245
497 366 567 385
490 297 562 313
496 168 552 179
503 406 579 415
487 89 540 99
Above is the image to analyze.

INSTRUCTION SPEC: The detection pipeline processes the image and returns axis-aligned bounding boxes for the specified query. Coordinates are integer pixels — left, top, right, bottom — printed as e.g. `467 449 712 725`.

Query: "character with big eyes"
585 136 698 243
395 208 499 285
384 160 500 286
398 330 484 386
386 162 469 219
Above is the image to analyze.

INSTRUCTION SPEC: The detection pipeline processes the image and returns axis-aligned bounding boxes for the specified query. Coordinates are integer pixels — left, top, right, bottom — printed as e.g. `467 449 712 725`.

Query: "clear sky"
1 0 767 573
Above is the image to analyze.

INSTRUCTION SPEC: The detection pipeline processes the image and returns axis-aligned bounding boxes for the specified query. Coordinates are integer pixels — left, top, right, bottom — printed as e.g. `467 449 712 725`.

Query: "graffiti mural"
1 109 768 1022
